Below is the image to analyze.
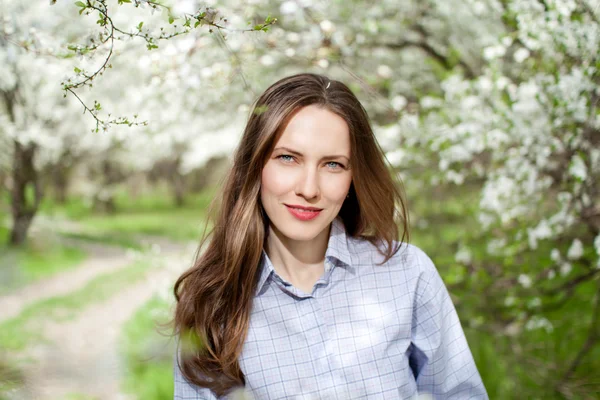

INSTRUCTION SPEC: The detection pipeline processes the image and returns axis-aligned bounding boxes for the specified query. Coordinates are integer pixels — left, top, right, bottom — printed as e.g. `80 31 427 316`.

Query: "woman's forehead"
274 106 351 156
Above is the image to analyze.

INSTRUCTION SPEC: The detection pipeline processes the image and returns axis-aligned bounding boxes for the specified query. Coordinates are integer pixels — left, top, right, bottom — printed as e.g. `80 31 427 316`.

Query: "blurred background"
0 0 599 399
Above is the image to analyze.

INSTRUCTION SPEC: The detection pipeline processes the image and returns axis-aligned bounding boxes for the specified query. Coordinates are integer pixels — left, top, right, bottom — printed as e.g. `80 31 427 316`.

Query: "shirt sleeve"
409 246 489 399
173 346 220 400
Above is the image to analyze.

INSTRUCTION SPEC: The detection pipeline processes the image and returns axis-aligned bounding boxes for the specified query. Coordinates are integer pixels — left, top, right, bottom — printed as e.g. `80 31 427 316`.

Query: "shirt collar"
255 216 353 295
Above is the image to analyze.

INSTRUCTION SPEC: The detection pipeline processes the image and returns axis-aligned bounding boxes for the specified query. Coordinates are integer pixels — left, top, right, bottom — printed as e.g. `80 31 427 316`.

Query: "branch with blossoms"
51 0 276 133
556 283 600 396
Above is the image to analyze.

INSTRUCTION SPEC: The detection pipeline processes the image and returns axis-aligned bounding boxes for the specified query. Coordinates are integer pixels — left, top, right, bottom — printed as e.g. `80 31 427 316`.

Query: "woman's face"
260 104 353 243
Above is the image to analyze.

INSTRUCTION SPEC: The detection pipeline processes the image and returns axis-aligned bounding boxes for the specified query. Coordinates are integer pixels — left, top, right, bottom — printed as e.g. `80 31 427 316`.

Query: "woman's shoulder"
347 237 438 277
345 238 445 304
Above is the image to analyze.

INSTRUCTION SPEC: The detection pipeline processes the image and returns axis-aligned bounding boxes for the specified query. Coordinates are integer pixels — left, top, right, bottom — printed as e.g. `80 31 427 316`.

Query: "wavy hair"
173 72 410 396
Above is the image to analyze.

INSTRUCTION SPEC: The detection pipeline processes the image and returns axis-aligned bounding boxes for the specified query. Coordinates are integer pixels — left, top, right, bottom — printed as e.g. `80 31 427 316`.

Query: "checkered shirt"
174 217 488 399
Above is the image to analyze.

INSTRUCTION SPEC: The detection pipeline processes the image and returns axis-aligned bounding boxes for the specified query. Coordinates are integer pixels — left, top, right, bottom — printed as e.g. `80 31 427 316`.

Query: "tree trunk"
52 163 70 204
170 157 185 207
91 158 122 214
0 168 6 201
172 173 185 207
10 140 42 246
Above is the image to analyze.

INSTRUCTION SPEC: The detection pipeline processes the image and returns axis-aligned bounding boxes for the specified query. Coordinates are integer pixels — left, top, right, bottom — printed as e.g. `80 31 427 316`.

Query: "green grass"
40 186 216 243
79 209 208 242
0 260 153 352
0 226 87 295
40 185 216 218
0 356 25 400
405 177 600 399
61 393 100 400
120 295 175 400
38 195 94 220
57 230 146 250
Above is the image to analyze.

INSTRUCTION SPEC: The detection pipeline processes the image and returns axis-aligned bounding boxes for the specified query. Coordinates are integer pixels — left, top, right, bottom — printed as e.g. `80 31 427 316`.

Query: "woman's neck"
265 222 331 293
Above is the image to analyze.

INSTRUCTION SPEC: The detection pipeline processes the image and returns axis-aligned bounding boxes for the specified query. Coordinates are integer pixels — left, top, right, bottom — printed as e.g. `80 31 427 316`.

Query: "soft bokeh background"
1 0 599 399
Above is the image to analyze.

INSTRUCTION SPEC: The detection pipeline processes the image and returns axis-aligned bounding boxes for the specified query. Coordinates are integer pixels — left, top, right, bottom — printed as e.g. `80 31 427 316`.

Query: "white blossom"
376 64 393 79
316 59 329 69
421 96 443 109
513 48 530 63
483 44 506 60
391 95 407 111
518 274 532 288
550 248 561 262
320 19 335 33
560 262 572 276
525 316 554 333
259 54 275 66
280 1 299 15
567 239 584 260
569 155 587 181
455 247 472 264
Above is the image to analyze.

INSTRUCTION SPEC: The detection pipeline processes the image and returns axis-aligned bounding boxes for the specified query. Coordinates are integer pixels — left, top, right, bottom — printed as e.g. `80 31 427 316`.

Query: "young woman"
173 73 488 399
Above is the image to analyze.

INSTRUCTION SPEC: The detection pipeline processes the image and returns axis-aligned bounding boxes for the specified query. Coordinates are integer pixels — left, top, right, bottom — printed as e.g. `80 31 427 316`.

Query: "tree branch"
53 0 276 131
542 269 600 297
556 284 600 392
367 39 476 79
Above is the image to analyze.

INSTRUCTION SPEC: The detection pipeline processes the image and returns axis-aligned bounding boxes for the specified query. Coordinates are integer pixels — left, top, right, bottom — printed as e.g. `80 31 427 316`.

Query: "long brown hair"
173 72 410 396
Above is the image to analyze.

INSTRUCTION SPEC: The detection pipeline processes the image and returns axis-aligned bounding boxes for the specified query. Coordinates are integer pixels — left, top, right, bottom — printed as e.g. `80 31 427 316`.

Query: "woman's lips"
285 205 322 221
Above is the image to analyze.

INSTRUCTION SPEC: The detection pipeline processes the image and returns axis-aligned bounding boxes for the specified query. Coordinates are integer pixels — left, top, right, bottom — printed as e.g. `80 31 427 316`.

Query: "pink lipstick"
284 204 322 221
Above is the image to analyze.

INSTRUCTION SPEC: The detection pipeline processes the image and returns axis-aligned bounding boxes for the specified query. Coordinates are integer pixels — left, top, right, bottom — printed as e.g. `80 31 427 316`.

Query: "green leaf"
168 15 175 24
74 67 81 73
253 104 269 116
74 1 86 7
137 21 144 30
194 21 201 28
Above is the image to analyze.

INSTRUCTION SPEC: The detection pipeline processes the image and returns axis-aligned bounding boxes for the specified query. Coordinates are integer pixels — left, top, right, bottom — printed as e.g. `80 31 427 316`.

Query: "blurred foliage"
0 260 151 351
119 295 175 400
408 178 600 399
0 227 87 295
1 0 598 394
40 184 217 219
0 356 25 400
62 393 100 400
39 185 216 243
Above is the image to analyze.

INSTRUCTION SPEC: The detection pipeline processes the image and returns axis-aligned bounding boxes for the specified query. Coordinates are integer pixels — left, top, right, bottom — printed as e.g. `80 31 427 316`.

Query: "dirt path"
0 242 131 324
5 239 197 400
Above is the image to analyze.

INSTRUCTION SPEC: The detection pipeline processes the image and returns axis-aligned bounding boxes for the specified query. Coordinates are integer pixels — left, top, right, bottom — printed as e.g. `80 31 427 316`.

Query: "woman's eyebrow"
273 146 350 161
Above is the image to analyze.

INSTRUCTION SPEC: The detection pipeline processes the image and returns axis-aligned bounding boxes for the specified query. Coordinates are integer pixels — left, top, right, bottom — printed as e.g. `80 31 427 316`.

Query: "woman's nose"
295 167 320 199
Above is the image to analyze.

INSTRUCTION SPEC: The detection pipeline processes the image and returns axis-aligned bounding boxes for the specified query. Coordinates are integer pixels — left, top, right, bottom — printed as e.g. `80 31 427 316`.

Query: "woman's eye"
326 161 344 170
277 155 295 163
276 155 344 170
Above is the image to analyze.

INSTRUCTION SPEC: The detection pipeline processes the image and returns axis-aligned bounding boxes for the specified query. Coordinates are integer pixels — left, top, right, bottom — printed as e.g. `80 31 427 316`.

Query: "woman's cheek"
262 162 294 194
323 173 352 201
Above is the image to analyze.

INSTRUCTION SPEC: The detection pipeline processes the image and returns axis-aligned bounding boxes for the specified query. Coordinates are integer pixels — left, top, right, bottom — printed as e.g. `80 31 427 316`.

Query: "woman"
173 73 487 399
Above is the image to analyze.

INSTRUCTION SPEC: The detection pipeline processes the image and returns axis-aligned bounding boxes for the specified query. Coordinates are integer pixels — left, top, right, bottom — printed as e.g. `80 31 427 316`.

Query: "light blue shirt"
174 217 488 399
